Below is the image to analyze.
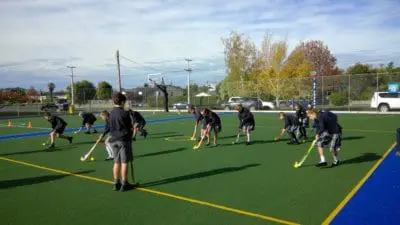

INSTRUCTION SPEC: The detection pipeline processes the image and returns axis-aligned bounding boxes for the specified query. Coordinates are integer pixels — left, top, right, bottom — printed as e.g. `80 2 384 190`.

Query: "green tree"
66 80 96 105
47 82 55 101
96 81 113 100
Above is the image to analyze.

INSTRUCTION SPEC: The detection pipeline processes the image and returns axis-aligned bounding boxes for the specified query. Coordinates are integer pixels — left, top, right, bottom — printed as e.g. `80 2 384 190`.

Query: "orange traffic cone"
7 120 12 127
27 121 32 128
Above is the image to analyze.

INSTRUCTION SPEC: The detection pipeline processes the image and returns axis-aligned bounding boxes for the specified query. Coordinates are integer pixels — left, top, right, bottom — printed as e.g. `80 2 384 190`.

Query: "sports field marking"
322 142 396 225
164 136 192 142
0 156 300 225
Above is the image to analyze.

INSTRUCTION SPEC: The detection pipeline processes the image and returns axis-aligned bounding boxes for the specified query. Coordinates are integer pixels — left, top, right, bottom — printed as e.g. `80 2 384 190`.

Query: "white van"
370 92 400 112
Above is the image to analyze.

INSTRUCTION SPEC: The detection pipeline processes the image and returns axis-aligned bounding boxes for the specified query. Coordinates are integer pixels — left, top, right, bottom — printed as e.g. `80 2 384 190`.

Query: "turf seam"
0 156 300 225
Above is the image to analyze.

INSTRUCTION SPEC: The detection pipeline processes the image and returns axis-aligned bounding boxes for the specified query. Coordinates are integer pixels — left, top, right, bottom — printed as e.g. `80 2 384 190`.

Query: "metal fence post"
348 74 351 111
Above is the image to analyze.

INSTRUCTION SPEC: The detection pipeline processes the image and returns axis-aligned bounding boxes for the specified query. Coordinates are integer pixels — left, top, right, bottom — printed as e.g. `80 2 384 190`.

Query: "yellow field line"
0 156 300 225
322 142 396 225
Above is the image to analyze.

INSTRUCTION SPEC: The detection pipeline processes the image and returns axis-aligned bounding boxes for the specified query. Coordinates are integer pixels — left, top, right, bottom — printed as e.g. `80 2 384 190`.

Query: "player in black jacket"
308 108 342 167
44 112 73 150
295 104 309 142
235 104 255 145
77 112 98 134
128 110 148 141
276 112 300 144
189 106 203 141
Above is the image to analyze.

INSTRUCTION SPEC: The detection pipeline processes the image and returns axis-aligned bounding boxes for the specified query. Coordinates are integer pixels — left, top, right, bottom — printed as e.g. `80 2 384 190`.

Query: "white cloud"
0 0 399 89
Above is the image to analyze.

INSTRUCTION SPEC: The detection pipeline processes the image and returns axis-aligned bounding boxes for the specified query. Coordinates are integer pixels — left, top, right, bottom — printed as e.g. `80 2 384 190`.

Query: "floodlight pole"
310 71 317 108
67 66 76 106
185 58 192 104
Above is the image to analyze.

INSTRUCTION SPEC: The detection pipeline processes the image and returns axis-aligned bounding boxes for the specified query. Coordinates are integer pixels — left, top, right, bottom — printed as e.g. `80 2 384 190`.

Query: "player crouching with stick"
235 104 255 145
189 105 203 141
276 112 300 145
307 108 342 168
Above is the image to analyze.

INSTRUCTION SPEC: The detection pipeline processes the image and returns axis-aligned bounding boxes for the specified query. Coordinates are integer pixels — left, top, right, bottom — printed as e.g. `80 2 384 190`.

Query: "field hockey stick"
294 139 317 168
191 125 197 140
232 129 241 144
80 135 102 161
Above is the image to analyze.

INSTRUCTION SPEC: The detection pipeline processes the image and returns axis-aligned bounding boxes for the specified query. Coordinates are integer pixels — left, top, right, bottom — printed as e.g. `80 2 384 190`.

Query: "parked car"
252 98 276 110
370 92 400 112
41 100 69 111
172 102 192 110
221 97 263 111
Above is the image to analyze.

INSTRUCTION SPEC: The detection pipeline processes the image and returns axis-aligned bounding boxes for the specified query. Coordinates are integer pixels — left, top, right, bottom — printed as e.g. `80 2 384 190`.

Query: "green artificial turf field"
0 112 397 225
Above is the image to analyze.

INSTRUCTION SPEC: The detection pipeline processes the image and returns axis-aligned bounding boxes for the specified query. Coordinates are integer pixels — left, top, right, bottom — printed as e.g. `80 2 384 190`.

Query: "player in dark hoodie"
307 108 342 168
276 112 300 145
189 106 203 141
235 104 255 145
44 112 73 150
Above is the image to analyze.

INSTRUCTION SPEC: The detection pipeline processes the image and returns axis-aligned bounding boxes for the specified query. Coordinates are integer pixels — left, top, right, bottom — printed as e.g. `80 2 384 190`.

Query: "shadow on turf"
141 163 260 187
136 147 186 158
342 136 365 141
0 145 78 157
302 153 381 168
342 153 381 165
0 170 94 189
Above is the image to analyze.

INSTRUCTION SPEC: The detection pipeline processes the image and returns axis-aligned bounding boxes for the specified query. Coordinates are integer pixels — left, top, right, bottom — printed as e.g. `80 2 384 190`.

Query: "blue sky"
0 0 399 91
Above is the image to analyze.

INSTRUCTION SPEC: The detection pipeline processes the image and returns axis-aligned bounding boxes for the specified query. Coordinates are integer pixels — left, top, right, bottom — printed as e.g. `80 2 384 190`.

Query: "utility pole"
67 66 76 106
116 50 122 92
185 58 192 104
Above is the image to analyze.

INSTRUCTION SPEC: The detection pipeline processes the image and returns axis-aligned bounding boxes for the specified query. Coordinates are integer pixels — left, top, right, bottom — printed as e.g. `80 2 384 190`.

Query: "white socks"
106 144 113 158
320 155 326 163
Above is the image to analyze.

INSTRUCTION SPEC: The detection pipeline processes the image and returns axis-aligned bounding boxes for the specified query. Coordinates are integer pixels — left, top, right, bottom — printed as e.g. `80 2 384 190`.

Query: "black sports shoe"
105 157 114 161
68 137 73 144
113 182 121 191
246 141 252 145
46 144 55 151
120 182 140 192
206 142 210 146
143 131 148 138
132 137 136 141
315 162 328 167
330 160 341 168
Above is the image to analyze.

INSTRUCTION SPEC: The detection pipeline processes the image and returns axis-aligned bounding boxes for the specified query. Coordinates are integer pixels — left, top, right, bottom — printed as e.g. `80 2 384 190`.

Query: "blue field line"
331 146 400 225
0 112 233 141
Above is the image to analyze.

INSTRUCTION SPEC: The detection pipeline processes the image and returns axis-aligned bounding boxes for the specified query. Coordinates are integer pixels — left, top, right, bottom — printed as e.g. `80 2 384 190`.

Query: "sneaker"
68 137 73 144
84 131 91 134
143 131 148 138
46 144 55 151
246 141 252 145
330 160 341 168
113 183 121 191
132 137 136 141
120 182 140 192
315 162 328 167
104 157 114 161
206 142 210 146
213 143 218 147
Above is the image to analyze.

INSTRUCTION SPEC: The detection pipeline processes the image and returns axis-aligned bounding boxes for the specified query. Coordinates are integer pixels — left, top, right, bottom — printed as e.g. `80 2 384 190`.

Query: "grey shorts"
317 132 341 151
110 140 133 163
241 123 255 131
286 125 298 134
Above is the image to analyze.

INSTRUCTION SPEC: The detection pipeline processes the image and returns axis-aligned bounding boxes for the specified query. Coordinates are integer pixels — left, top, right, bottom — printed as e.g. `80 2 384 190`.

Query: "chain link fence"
1 73 399 118
220 72 400 111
